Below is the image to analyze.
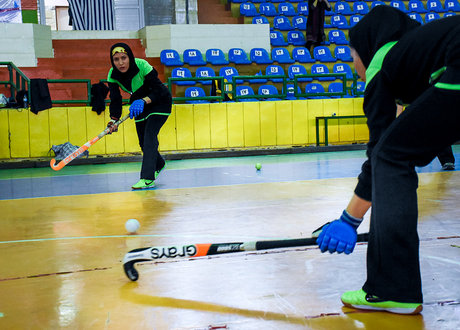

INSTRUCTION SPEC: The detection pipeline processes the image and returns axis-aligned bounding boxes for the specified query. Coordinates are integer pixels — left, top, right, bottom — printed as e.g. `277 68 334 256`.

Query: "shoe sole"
131 184 155 190
342 301 423 315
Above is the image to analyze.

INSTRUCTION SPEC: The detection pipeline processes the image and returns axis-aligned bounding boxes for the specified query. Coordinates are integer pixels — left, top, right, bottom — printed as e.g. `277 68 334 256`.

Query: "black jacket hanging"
90 82 109 115
30 78 52 114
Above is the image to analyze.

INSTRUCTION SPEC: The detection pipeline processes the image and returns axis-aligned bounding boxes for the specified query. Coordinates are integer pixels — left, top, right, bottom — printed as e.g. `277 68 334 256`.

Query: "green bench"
316 115 367 146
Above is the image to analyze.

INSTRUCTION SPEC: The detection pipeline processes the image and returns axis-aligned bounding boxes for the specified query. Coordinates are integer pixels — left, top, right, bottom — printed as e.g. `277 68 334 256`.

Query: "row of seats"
161 46 353 67
240 0 460 17
183 81 365 103
170 63 356 86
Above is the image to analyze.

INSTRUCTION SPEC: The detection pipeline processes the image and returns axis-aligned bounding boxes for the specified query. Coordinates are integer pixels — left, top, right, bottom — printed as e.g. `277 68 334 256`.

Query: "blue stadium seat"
353 2 370 15
426 0 447 12
408 13 424 24
333 63 354 80
328 82 351 98
287 31 306 46
219 66 244 84
235 85 258 102
206 48 229 65
278 3 297 16
252 16 269 24
248 69 268 84
445 0 460 11
390 0 409 13
408 0 427 13
228 48 252 64
444 12 457 17
330 14 350 29
311 64 335 81
334 45 353 62
305 83 326 98
271 47 295 63
313 46 336 62
270 30 289 46
297 2 309 16
240 2 258 17
292 47 315 63
183 49 206 66
266 65 285 82
288 64 312 82
335 2 354 15
371 1 386 9
160 49 183 66
328 30 349 45
273 16 294 30
425 12 441 23
292 15 307 30
259 2 278 16
250 48 273 64
258 84 281 100
349 15 362 27
171 67 195 86
284 83 304 100
185 87 208 103
195 67 216 85
351 81 366 97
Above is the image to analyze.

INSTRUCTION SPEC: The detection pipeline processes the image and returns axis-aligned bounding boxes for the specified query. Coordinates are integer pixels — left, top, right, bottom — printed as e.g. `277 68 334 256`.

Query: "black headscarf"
349 6 420 68
109 42 140 91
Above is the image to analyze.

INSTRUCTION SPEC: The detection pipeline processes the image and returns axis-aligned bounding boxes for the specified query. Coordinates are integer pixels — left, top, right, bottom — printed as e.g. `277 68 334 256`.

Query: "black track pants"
135 114 169 180
362 86 460 303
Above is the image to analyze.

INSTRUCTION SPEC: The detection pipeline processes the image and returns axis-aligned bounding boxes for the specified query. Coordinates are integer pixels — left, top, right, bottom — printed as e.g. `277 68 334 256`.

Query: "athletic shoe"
131 179 155 190
441 163 455 171
155 163 166 179
341 289 423 315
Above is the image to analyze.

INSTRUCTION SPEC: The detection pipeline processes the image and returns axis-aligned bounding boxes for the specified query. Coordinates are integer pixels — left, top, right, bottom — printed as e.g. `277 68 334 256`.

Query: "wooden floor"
0 149 459 329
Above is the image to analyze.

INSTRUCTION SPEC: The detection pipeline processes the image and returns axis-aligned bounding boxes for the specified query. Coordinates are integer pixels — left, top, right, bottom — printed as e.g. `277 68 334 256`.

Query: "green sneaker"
154 164 166 180
131 179 155 190
341 289 423 315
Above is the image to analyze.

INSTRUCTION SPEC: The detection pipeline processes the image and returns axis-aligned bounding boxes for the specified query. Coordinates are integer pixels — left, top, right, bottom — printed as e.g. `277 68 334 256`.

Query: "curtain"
68 0 114 30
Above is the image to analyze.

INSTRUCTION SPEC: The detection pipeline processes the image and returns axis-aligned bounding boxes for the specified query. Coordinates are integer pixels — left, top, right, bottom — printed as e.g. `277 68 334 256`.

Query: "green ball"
255 163 262 170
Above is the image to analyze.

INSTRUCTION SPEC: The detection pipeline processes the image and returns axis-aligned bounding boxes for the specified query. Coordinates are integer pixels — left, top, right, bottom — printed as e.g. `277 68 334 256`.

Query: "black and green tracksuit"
349 6 460 303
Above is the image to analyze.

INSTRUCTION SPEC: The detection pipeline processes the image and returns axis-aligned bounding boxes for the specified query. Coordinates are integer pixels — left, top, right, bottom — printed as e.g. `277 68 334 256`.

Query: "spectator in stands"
305 0 331 54
316 6 460 315
106 42 172 189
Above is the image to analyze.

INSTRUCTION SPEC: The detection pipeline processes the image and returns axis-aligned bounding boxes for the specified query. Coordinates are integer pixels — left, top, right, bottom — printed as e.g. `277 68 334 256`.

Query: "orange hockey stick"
50 114 130 171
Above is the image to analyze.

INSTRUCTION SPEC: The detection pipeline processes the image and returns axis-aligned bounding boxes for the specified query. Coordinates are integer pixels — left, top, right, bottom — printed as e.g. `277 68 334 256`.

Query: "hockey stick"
122 232 369 281
50 114 130 171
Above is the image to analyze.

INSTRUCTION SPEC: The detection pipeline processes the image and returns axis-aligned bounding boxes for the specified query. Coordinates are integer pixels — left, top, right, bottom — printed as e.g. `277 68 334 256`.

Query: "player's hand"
106 117 119 134
316 219 358 254
129 99 145 119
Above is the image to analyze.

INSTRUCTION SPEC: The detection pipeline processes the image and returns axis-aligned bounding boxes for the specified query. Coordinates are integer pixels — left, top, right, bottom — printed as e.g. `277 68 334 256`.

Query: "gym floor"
0 147 459 329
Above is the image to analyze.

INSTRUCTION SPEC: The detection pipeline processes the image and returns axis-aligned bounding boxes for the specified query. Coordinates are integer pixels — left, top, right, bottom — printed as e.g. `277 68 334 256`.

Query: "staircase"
197 0 242 24
15 39 163 105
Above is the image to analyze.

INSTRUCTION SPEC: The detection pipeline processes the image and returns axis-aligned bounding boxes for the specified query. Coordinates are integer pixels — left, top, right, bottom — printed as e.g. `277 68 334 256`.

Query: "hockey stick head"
123 260 139 281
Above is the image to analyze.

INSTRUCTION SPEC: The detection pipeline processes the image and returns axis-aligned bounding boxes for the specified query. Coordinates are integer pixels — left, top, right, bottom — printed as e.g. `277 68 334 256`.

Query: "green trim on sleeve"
434 82 460 90
430 66 447 84
365 41 398 89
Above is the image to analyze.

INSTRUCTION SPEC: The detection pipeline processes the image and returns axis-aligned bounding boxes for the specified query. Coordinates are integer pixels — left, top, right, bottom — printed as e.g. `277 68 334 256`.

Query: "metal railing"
0 62 365 106
0 62 30 103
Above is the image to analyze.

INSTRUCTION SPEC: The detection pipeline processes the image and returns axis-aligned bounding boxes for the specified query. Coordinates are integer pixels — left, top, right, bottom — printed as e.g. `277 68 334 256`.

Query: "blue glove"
129 99 145 119
316 210 362 254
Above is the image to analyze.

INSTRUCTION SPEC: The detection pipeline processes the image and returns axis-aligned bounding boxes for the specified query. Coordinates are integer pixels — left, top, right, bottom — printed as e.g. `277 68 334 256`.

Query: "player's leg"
139 114 168 182
344 86 460 313
436 145 455 170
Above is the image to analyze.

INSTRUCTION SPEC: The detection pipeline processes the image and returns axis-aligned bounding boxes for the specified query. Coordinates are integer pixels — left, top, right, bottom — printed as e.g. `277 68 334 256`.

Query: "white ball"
125 219 140 234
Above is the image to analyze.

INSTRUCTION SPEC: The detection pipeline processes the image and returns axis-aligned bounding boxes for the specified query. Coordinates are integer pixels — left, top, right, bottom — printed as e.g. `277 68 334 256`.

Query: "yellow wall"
0 99 368 160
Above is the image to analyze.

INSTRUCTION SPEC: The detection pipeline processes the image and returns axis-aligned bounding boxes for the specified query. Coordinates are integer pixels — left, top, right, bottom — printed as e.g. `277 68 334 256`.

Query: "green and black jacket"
107 43 171 122
349 6 460 201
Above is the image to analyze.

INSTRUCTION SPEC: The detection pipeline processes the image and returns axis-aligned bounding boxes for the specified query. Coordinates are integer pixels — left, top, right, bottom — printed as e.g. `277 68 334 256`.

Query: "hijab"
109 42 140 91
349 6 420 68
